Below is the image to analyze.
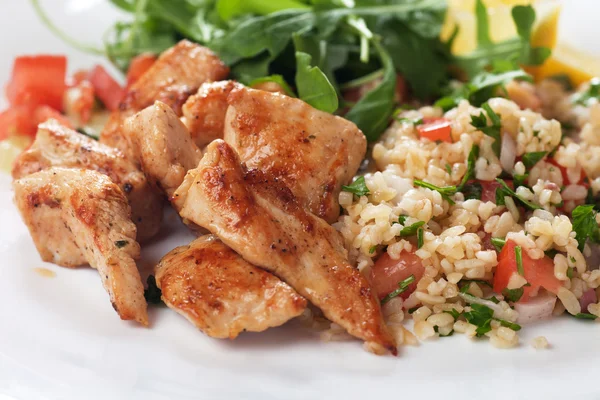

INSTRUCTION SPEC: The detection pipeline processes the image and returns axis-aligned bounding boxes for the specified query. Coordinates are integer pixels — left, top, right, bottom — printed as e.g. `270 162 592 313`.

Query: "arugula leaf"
463 303 494 337
474 0 491 47
458 145 480 191
515 245 524 276
512 5 551 66
470 103 502 157
345 40 397 142
342 176 370 196
249 75 297 97
295 51 339 113
462 182 483 200
414 179 457 205
522 151 547 170
495 178 541 210
571 205 600 252
491 237 506 252
572 79 600 106
381 274 416 305
144 275 163 305
400 221 426 237
216 0 309 21
502 287 524 303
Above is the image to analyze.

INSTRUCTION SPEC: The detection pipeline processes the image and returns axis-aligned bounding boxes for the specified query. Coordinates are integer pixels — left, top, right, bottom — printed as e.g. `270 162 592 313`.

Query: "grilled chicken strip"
181 80 241 148
224 86 367 223
13 167 148 325
100 40 229 156
156 235 307 339
173 141 396 354
12 120 163 242
123 101 203 198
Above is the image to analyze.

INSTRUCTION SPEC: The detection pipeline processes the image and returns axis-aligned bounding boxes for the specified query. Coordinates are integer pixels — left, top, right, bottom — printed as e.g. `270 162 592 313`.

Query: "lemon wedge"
531 43 600 86
0 135 31 174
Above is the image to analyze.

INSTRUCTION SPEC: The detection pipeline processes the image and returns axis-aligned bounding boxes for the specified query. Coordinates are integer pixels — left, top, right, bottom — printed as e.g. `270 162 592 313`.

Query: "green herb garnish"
400 221 426 237
414 179 457 205
567 266 574 279
463 303 494 337
522 151 547 170
444 309 460 320
462 182 483 200
470 103 502 156
457 145 480 192
491 237 506 252
515 245 524 276
571 205 600 252
495 178 541 210
502 287 524 303
572 79 600 106
249 74 296 97
342 176 370 196
497 319 522 331
417 227 424 249
381 274 416 305
574 313 598 320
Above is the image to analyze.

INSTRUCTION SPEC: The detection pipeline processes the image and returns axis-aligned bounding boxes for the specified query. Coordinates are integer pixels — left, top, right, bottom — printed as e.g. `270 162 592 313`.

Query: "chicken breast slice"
156 235 307 339
13 167 148 325
224 86 367 223
181 81 241 148
100 40 229 156
11 120 163 242
172 140 396 354
123 101 203 198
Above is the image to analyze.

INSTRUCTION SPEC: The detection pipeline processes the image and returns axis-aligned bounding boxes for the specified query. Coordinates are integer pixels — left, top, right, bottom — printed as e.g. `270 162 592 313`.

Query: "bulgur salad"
2 0 600 355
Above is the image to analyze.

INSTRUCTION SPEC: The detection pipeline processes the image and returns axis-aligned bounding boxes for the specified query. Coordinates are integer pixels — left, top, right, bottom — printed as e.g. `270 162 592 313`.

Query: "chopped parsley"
522 151 547 169
571 205 600 252
457 145 480 192
444 309 460 321
574 312 597 320
502 287 524 302
515 245 524 276
491 237 506 252
513 173 529 189
461 182 483 200
398 215 408 225
144 275 163 305
567 267 575 279
396 117 424 126
417 227 424 249
414 179 457 205
381 275 415 305
369 245 377 254
342 176 370 196
487 296 500 304
463 303 494 337
399 221 425 237
498 319 522 331
445 163 453 175
495 178 541 210
114 240 129 248
572 78 600 106
470 103 502 157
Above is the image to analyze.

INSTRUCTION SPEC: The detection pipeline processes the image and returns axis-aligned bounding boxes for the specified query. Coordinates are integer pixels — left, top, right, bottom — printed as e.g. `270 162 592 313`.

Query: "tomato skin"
547 158 587 186
126 53 156 88
33 105 73 129
493 239 562 301
0 106 36 139
369 251 425 300
6 55 67 111
417 118 452 143
88 65 124 111
478 179 513 203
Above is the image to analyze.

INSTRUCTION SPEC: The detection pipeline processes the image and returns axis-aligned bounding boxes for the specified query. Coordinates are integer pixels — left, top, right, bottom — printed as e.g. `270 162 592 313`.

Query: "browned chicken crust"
173 140 396 354
181 80 242 148
13 167 148 325
124 101 203 198
224 86 367 223
11 120 163 242
156 235 307 339
100 40 229 155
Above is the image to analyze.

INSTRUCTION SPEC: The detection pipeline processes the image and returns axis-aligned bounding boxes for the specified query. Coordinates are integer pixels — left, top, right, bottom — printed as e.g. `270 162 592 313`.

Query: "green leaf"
572 205 600 252
512 5 551 66
574 312 598 320
491 237 506 252
567 266 574 279
572 79 600 106
502 287 524 302
342 176 370 196
413 179 457 205
457 145 480 191
216 0 310 21
515 245 524 275
417 227 424 249
399 221 426 237
249 75 297 97
381 274 416 304
474 0 491 47
495 178 541 210
470 103 502 157
462 182 483 200
345 40 397 142
398 215 408 225
463 303 494 337
497 319 521 331
444 309 460 320
295 51 339 113
513 173 529 189
522 151 547 170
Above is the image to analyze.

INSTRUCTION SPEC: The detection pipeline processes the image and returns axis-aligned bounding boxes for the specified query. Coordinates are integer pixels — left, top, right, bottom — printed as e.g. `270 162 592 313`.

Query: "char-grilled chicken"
100 40 229 157
12 120 163 242
123 101 202 198
224 86 367 223
181 80 241 148
156 235 307 339
172 141 396 354
13 167 148 325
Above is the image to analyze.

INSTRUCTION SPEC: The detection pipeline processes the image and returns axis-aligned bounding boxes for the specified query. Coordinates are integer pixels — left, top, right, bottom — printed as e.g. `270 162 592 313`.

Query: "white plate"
1 1 600 399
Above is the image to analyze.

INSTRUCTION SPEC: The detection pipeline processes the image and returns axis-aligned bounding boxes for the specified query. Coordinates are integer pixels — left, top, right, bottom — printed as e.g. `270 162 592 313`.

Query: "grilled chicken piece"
224 87 367 223
181 81 241 148
11 120 163 242
123 101 203 198
173 141 396 354
100 40 229 156
156 235 306 339
13 167 148 325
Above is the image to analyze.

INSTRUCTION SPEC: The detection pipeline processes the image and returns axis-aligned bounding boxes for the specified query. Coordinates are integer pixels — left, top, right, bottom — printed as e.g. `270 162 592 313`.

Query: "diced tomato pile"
1 54 132 142
493 239 562 302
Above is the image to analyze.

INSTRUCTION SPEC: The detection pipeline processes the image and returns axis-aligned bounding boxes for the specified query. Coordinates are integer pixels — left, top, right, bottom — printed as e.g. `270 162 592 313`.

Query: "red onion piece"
515 294 556 324
579 288 597 313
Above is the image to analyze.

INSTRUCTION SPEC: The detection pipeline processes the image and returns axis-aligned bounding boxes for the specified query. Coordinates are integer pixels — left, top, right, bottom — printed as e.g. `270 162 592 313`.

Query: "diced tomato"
547 158 587 186
0 106 36 139
88 65 124 111
5 55 67 111
417 118 452 143
493 239 562 302
126 53 156 88
369 251 425 300
33 105 73 129
70 69 90 86
478 179 513 203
